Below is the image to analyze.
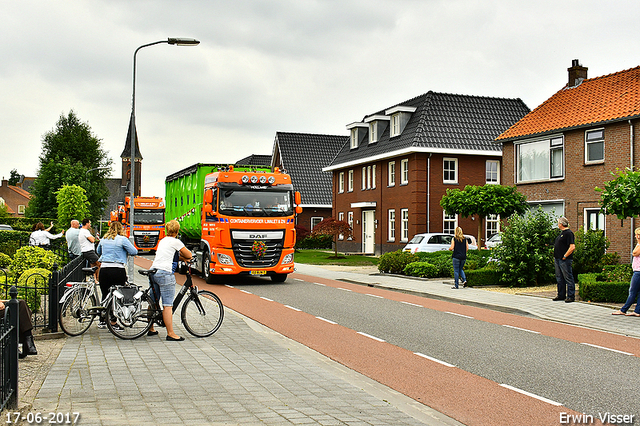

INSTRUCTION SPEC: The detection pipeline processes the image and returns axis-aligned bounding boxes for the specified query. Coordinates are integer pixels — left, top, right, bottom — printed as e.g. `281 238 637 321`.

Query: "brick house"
0 179 31 217
324 91 530 255
271 132 348 232
496 60 640 262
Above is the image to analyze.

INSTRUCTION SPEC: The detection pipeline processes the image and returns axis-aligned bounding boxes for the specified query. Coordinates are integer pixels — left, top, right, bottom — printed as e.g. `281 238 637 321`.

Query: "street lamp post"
128 37 200 278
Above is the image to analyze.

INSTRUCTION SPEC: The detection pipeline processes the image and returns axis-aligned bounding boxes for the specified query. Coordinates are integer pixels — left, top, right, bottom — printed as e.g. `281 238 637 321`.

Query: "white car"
403 233 454 253
0 224 13 231
484 233 502 249
464 234 478 250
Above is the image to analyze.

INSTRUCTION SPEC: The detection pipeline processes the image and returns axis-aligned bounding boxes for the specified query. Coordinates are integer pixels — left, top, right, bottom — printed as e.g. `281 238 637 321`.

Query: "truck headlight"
281 253 293 264
217 253 234 265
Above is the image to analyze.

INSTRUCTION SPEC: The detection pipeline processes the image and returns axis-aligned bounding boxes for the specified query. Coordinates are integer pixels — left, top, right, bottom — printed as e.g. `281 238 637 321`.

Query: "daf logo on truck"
165 164 302 284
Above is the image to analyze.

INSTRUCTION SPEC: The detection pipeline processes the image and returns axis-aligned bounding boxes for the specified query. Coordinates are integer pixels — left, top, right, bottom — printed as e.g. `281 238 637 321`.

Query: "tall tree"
56 185 90 230
26 111 112 221
440 185 528 246
596 168 640 220
8 169 21 186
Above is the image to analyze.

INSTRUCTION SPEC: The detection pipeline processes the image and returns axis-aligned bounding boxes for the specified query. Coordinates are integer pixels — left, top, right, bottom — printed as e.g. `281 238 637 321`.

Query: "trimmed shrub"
573 228 610 275
414 251 453 277
296 234 333 250
578 273 628 303
9 246 59 277
378 250 418 274
465 266 502 287
17 267 52 313
403 262 438 278
600 264 632 283
0 252 11 268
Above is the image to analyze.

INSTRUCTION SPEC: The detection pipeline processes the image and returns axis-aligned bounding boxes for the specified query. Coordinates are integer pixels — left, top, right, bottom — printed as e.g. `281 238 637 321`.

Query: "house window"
517 136 564 183
361 167 367 190
585 129 604 163
388 210 396 241
585 208 605 231
350 128 359 149
391 114 401 137
348 170 354 192
401 159 409 184
443 158 458 184
367 166 372 189
388 161 396 186
486 214 500 241
311 217 322 230
486 160 500 184
369 122 378 143
338 172 344 193
443 213 457 234
372 165 376 189
338 212 345 240
347 212 354 240
17 205 26 214
401 209 409 242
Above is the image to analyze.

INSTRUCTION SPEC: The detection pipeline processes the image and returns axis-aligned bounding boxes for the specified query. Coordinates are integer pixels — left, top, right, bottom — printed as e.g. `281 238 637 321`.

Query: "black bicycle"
106 263 224 340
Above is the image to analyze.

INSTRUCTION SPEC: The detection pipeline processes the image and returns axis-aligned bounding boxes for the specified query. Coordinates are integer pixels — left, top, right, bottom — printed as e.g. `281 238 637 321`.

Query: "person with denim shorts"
613 227 640 316
148 220 192 341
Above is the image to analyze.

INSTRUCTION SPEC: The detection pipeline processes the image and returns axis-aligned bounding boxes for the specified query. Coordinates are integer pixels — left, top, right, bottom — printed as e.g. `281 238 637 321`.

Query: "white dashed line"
500 384 563 406
313 282 326 286
284 305 301 312
357 332 385 342
502 325 540 334
240 290 252 295
224 284 235 288
414 352 455 367
316 316 337 325
581 343 633 356
445 311 474 319
337 288 352 292
260 297 274 302
401 301 422 307
366 294 384 299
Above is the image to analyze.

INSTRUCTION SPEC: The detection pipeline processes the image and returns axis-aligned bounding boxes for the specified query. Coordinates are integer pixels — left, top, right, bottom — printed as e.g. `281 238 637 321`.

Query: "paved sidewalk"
294 264 640 339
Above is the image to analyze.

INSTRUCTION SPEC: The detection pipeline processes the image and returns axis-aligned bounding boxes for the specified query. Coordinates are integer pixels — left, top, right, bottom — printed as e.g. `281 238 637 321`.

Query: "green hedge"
578 273 629 303
403 262 438 278
17 267 51 313
295 234 333 250
378 250 418 274
465 266 502 287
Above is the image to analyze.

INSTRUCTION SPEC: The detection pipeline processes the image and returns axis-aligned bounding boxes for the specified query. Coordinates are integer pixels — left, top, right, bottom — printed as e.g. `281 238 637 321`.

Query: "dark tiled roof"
497 65 640 141
235 154 272 166
274 132 348 206
327 91 529 168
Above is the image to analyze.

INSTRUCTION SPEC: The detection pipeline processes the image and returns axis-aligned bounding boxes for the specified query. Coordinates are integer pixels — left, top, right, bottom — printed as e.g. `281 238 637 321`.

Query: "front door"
362 210 375 254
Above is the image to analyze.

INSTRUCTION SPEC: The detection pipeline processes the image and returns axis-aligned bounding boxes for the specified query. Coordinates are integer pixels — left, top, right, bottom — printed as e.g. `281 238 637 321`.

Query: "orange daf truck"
110 196 166 251
165 164 302 283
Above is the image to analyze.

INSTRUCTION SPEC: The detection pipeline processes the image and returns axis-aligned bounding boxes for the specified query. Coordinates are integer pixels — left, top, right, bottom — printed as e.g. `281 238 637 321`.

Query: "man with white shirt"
79 218 100 280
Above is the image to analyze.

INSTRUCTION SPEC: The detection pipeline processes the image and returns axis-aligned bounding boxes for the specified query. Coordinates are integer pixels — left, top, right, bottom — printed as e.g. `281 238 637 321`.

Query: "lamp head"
167 38 200 46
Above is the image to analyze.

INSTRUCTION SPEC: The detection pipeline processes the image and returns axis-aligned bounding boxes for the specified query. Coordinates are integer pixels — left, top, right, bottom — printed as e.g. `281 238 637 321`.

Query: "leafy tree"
440 185 528 246
572 228 610 276
596 168 640 220
26 110 112 221
8 169 20 186
310 218 353 258
56 184 90 229
492 207 559 287
0 203 8 219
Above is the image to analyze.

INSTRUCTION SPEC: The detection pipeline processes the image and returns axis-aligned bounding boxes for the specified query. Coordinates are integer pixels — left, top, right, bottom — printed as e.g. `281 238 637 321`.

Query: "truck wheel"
203 251 214 283
271 273 287 283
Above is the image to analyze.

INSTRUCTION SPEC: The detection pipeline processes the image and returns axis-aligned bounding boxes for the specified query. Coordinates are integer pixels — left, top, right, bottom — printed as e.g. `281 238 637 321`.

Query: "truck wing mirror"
294 191 302 205
204 189 213 204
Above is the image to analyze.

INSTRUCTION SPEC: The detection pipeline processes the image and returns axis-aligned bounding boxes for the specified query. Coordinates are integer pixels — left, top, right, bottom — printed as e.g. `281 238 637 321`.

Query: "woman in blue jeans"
448 227 468 289
613 227 640 316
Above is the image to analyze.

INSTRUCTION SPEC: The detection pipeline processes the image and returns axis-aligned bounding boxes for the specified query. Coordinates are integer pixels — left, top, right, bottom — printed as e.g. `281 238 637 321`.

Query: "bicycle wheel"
59 289 97 336
106 293 154 340
181 290 224 337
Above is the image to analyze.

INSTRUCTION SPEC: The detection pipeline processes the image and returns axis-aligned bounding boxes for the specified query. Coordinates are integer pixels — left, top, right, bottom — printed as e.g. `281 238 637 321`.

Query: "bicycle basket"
111 285 144 327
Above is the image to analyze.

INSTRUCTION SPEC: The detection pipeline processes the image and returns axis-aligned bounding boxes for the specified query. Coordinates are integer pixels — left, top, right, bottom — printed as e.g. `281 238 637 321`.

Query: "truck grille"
134 232 160 249
231 230 284 268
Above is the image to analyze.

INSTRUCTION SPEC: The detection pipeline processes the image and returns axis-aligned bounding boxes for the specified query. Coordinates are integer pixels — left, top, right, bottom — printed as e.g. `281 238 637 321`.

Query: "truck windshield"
134 210 165 224
218 190 293 217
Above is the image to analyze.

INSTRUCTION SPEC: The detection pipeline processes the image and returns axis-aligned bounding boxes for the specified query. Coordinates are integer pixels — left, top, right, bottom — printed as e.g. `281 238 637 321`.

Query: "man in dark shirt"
553 217 576 303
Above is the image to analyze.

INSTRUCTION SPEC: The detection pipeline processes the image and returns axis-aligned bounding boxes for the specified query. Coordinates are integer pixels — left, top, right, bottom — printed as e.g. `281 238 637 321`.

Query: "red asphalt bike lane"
135 258 617 425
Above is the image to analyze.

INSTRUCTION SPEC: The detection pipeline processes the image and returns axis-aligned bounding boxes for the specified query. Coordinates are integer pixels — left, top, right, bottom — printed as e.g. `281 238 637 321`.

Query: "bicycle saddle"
138 268 158 276
82 266 99 275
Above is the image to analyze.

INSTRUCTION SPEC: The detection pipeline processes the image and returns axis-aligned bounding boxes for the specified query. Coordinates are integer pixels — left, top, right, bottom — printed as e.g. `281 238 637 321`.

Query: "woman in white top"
613 227 640 316
29 222 64 248
148 220 192 341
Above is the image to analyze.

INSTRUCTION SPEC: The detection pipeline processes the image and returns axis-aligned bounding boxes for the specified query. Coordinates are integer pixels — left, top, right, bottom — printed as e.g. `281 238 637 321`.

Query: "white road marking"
445 311 474 319
357 332 385 342
337 288 352 292
316 316 337 325
401 301 422 307
366 294 384 299
224 285 234 288
313 282 326 286
414 352 455 367
500 384 563 406
260 297 274 302
581 343 633 356
240 290 252 295
284 305 301 312
502 325 541 334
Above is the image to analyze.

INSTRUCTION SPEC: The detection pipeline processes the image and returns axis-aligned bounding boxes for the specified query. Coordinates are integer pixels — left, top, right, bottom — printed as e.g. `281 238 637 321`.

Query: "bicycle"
58 266 105 336
106 262 224 340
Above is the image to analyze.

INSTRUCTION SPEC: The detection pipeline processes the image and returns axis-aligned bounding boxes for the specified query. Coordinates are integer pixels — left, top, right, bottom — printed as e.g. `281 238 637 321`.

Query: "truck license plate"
250 270 267 276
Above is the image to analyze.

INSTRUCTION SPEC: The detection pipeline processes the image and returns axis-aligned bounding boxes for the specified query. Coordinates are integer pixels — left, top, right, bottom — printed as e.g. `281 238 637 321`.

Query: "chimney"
568 59 588 87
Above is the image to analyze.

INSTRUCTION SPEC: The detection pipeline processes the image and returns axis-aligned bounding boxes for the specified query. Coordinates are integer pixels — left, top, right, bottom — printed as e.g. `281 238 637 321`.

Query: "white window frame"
350 128 359 149
17 205 26 214
443 213 457 234
388 161 396 186
361 167 367 190
347 212 354 240
372 165 376 189
584 208 605 231
516 136 564 183
443 158 458 184
348 170 354 192
391 114 401 137
338 172 344 193
369 122 378 143
585 128 604 164
367 166 372 189
388 209 396 241
401 209 409 242
486 160 500 184
311 217 323 230
486 214 500 241
401 159 409 185
338 212 345 240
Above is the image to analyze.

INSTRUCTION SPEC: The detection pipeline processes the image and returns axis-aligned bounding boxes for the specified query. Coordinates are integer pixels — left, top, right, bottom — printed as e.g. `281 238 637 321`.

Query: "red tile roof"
9 185 31 198
497 65 640 141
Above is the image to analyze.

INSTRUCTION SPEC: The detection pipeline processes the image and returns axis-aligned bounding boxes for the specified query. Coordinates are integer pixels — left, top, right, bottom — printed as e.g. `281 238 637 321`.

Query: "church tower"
120 115 143 197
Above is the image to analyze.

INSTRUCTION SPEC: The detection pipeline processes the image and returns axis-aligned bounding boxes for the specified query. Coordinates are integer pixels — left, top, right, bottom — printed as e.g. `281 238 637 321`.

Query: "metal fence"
0 287 20 411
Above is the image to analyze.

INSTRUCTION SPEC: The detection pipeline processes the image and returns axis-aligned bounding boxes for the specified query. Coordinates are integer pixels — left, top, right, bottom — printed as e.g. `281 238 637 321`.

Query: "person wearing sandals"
96 221 138 329
147 220 192 341
448 227 468 289
613 227 640 316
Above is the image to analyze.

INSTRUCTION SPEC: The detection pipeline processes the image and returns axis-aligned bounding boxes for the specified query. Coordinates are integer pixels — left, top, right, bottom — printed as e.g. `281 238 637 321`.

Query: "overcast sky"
2 0 640 199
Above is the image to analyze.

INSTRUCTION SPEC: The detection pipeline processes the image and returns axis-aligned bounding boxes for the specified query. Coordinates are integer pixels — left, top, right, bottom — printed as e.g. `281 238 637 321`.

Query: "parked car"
484 233 502 249
403 233 453 253
0 224 13 231
464 234 478 250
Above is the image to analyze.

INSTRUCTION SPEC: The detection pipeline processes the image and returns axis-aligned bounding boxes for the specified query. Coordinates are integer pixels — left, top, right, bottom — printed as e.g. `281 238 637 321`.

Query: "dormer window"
346 122 368 149
385 106 416 137
364 115 390 144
